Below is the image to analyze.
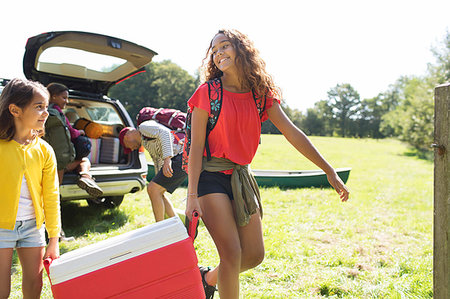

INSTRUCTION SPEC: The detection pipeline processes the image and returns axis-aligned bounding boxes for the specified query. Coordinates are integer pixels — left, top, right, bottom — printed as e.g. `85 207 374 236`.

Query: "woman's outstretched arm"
267 101 349 201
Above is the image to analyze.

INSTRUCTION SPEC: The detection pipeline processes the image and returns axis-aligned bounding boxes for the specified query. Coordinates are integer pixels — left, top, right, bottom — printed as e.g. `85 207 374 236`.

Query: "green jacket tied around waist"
202 157 263 226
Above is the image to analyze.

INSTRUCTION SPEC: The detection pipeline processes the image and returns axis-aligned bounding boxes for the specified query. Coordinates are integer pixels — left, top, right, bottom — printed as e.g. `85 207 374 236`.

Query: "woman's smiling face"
211 34 236 73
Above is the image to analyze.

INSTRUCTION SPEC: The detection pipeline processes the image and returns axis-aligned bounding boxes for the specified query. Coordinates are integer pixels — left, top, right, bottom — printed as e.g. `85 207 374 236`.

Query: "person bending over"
119 120 186 222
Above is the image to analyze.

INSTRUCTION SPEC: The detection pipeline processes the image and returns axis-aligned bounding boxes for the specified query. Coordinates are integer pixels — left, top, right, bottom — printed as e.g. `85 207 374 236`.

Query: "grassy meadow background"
10 135 433 298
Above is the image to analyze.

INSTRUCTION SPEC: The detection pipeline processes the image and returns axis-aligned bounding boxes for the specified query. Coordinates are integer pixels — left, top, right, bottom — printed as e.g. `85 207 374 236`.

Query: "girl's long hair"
201 29 282 99
0 78 49 140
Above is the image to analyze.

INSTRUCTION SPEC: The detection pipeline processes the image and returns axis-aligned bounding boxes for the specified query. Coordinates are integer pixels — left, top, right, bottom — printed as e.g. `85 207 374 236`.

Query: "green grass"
9 136 433 298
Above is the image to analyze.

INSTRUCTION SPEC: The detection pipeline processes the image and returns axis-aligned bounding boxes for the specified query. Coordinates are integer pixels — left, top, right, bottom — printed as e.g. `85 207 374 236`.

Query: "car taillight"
138 145 145 153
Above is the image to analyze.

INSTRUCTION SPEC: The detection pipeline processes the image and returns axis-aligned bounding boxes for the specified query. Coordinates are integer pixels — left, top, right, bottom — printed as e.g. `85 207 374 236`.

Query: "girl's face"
211 34 237 73
17 90 49 132
51 90 69 109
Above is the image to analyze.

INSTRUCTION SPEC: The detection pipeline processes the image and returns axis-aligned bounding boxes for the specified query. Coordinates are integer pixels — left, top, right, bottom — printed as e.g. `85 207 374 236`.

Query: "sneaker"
199 266 217 299
77 176 104 198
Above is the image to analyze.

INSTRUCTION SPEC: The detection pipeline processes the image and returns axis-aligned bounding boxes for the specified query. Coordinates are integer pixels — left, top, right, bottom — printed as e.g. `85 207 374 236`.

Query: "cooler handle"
187 211 200 242
43 258 53 283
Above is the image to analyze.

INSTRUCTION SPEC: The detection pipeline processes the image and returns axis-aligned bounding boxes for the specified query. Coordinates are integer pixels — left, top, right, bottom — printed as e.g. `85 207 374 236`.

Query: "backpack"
137 107 186 130
136 107 187 145
43 103 76 170
182 78 266 171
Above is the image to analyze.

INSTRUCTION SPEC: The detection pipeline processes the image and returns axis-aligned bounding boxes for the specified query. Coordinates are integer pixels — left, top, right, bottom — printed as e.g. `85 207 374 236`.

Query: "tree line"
109 31 449 155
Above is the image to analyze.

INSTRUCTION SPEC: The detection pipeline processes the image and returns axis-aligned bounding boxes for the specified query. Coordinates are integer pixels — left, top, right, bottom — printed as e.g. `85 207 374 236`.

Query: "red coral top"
188 83 280 172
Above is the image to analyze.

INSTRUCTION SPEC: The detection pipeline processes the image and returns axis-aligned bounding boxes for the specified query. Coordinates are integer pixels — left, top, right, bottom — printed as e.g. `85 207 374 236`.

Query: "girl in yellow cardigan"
0 78 61 299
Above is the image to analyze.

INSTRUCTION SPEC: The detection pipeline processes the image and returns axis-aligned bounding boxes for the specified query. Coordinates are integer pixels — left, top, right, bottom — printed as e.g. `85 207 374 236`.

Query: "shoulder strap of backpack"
251 89 266 120
206 78 223 133
204 78 223 161
152 108 164 120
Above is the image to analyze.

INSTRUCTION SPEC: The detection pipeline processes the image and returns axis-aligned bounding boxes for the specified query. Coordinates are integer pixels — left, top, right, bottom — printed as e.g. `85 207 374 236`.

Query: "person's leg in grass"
237 211 264 272
16 246 45 299
0 248 13 299
199 193 243 298
147 182 175 222
199 203 264 293
162 193 176 218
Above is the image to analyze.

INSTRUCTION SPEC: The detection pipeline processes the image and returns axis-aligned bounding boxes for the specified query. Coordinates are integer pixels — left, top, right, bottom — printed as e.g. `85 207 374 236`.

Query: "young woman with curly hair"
185 29 349 299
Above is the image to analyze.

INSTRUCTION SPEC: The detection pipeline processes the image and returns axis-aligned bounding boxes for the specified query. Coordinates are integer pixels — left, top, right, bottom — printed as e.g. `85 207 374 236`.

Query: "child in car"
46 82 103 198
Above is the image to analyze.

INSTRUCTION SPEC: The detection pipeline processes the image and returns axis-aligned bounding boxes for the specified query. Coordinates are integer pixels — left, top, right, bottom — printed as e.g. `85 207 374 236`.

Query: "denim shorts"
0 219 46 248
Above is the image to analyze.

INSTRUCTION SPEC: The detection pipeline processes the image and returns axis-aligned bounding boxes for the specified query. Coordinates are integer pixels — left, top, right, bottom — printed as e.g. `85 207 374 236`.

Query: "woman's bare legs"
0 248 13 299
147 182 175 222
199 193 264 299
237 211 265 271
16 247 45 299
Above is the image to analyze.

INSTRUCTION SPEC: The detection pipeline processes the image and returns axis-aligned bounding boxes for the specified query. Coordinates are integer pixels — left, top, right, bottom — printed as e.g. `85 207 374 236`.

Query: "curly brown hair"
201 29 281 99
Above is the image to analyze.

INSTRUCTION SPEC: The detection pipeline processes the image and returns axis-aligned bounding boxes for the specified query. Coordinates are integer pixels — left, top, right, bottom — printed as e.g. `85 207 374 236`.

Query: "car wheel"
86 196 124 209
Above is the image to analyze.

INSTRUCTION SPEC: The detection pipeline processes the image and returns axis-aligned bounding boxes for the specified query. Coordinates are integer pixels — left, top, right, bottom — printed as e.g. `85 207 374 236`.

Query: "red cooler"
44 215 204 299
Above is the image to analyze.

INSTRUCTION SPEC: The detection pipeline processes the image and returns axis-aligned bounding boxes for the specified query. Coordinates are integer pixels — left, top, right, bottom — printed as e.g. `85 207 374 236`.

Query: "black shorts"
151 154 187 193
198 171 234 200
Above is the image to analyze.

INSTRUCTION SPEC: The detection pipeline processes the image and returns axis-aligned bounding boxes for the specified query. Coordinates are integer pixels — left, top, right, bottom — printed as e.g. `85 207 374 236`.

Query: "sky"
1 0 449 112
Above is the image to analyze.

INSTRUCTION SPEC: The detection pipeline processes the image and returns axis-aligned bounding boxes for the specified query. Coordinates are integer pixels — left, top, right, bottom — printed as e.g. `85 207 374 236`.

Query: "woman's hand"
326 171 350 202
162 157 173 177
185 195 202 221
79 129 86 136
44 237 60 260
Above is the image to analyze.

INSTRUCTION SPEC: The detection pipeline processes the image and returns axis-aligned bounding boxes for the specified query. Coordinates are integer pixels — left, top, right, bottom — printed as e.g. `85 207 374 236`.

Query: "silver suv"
22 31 157 208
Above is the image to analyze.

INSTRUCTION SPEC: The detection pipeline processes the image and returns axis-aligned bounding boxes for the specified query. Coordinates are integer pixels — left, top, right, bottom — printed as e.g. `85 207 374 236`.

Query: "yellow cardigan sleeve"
41 142 61 238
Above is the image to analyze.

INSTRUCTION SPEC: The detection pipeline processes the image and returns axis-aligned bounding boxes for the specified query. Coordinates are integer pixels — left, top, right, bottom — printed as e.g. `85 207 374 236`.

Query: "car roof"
23 31 157 94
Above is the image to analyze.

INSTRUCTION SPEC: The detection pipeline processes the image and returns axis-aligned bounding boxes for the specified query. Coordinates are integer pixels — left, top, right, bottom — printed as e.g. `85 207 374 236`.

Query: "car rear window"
38 47 125 74
85 106 122 124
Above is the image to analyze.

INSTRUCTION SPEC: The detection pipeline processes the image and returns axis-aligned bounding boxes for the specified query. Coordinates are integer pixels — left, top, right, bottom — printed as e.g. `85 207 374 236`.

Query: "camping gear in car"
99 137 120 164
100 123 125 137
74 118 103 139
44 215 205 299
87 138 101 164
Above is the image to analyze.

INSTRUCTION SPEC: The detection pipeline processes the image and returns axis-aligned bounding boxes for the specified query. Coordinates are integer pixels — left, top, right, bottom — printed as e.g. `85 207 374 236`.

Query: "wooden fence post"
434 82 450 298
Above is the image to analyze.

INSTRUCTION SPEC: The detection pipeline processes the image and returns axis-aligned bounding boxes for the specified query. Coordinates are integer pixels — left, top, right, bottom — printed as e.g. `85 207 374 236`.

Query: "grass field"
9 135 433 298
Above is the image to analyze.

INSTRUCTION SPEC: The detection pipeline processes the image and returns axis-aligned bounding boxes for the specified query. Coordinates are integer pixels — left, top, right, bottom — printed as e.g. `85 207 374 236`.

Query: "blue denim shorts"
0 219 46 248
